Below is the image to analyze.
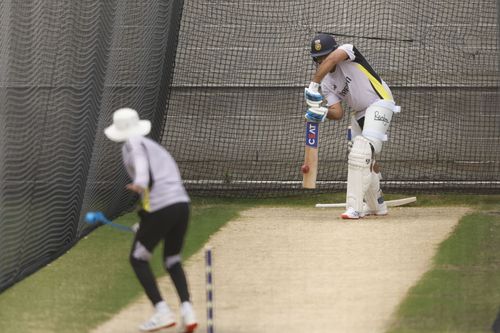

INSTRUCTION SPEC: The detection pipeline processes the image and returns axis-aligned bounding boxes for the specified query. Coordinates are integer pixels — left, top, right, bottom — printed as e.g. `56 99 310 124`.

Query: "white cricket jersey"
122 136 189 212
321 44 394 119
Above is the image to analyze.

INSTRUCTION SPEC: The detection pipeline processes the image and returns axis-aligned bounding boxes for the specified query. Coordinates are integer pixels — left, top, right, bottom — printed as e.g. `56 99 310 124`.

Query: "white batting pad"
346 136 373 212
364 172 382 211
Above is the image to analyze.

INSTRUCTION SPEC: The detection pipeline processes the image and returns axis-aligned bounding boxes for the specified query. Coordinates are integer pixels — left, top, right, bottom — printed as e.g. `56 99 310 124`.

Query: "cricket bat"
302 121 319 189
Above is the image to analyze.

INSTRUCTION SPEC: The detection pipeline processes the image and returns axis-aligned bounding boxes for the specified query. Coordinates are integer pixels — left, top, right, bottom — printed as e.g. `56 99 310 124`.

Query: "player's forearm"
326 111 342 120
312 61 334 83
126 183 145 194
312 49 348 83
326 103 343 120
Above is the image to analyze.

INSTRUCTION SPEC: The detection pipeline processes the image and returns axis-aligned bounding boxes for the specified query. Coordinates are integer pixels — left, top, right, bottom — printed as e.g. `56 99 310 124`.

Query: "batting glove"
304 81 323 107
305 106 328 123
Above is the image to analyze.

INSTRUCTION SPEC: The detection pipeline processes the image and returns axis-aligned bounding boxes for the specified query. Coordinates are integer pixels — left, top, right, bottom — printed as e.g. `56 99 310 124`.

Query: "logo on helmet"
314 40 322 51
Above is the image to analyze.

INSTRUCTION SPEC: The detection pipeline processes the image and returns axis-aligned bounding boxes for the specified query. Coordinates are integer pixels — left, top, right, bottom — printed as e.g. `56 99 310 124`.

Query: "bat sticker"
305 122 319 148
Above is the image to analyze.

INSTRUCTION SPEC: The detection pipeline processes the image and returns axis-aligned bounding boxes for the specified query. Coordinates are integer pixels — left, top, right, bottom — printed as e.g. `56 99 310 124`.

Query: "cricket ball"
301 164 309 174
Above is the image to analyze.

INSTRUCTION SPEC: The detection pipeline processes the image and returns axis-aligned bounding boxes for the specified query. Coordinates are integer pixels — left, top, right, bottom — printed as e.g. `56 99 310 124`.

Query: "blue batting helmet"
310 33 338 60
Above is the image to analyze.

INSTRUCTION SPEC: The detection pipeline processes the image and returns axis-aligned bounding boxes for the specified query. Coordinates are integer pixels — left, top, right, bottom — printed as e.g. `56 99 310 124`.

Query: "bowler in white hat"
103 108 198 332
104 107 152 142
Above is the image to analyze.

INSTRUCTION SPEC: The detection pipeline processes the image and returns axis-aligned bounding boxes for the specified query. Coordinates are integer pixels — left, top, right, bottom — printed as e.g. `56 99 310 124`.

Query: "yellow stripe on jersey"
355 63 393 101
142 188 151 212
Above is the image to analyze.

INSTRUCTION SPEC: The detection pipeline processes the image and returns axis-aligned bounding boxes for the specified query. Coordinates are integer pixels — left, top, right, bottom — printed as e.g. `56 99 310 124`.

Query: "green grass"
386 198 500 333
0 200 244 333
0 194 499 333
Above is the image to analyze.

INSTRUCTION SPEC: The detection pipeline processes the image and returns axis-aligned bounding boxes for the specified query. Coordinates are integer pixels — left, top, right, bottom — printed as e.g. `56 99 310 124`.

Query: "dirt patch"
91 206 469 333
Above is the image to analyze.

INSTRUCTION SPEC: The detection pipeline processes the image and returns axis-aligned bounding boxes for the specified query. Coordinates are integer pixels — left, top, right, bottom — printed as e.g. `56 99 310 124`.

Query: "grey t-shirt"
122 136 189 212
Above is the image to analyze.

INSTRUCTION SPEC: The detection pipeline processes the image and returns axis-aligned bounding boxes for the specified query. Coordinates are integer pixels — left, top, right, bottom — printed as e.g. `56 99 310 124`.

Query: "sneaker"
363 202 388 216
181 320 197 333
139 310 176 332
340 208 365 220
180 302 198 333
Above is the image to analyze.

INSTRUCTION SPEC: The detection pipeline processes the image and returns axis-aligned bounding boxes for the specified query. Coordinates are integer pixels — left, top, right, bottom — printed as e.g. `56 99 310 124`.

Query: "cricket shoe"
180 320 197 333
139 310 176 332
363 202 388 216
180 302 198 333
340 208 365 220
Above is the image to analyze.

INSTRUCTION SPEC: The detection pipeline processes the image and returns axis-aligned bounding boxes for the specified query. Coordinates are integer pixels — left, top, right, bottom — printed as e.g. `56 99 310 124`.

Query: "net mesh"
165 0 500 196
0 0 182 291
0 0 499 291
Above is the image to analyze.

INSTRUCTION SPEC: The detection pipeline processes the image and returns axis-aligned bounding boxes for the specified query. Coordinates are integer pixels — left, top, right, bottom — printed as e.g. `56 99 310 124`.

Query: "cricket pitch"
91 206 469 333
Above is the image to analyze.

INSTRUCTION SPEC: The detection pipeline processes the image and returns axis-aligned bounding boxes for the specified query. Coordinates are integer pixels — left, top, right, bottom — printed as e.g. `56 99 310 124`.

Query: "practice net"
0 0 498 291
0 0 182 292
166 0 500 196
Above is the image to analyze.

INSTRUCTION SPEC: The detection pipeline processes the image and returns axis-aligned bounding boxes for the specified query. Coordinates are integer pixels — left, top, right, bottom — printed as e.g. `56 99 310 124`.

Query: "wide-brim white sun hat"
104 108 151 142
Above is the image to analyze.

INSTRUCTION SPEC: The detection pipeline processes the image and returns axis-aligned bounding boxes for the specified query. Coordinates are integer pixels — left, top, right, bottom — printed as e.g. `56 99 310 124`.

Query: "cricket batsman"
304 33 400 219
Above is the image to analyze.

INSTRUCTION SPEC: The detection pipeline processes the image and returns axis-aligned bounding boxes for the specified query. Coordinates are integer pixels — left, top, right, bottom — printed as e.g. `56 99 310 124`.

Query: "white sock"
155 301 169 314
181 301 193 315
